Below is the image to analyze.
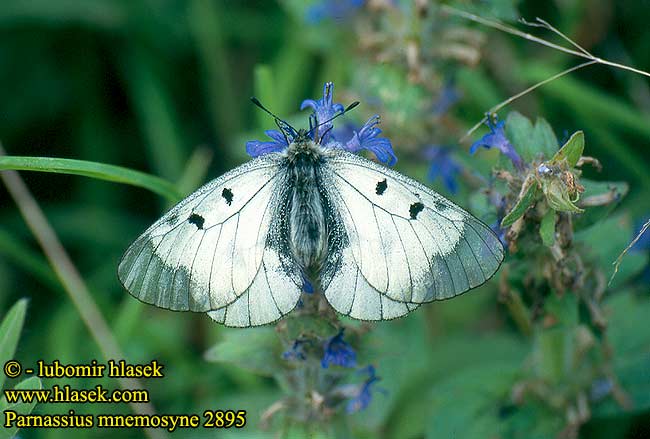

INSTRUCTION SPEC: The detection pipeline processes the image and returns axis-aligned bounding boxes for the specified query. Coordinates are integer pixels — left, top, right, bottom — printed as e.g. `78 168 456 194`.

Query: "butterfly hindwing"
320 150 503 319
118 155 303 326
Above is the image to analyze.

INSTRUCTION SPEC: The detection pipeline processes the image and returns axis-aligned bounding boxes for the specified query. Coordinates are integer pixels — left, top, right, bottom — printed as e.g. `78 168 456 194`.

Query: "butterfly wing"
118 155 303 327
319 150 503 320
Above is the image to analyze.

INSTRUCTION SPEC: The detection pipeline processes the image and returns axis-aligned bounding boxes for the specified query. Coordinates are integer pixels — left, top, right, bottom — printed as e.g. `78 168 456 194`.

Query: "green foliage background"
0 1 649 438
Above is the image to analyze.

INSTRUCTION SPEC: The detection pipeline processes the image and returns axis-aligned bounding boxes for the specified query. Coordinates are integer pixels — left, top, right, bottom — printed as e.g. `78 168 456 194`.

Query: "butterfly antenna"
309 101 360 142
250 97 298 143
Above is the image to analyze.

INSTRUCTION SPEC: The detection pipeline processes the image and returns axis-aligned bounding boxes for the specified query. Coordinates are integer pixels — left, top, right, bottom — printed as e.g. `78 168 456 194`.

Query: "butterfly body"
283 133 329 273
119 126 504 327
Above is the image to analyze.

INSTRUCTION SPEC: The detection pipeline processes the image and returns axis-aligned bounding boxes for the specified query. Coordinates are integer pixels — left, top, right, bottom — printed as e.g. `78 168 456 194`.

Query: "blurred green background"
1 1 649 438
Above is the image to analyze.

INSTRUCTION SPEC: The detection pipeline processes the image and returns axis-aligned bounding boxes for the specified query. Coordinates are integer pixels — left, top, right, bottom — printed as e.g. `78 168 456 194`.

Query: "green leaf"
0 156 181 202
539 210 556 246
0 299 28 391
0 229 61 292
575 216 647 286
531 117 559 159
551 131 584 168
578 179 629 208
285 315 336 341
204 327 283 377
0 376 43 439
532 294 578 383
501 177 538 227
505 111 535 162
542 178 584 213
592 293 650 417
425 363 521 439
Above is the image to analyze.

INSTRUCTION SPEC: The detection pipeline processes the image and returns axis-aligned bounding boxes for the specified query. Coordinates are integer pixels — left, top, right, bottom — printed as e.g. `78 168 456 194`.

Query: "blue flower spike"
282 339 307 362
301 82 345 144
346 365 382 413
305 0 364 24
425 146 462 193
247 82 397 166
470 115 523 170
321 328 357 369
344 115 397 166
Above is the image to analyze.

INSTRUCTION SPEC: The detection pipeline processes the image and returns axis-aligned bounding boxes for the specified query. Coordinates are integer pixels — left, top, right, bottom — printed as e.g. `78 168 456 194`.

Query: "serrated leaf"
0 299 28 392
505 111 535 161
501 177 538 227
532 117 559 159
539 210 556 246
204 327 283 377
551 131 584 168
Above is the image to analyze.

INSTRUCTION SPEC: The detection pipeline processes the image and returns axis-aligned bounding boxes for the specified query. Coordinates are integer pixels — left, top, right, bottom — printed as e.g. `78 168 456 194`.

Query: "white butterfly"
118 85 504 327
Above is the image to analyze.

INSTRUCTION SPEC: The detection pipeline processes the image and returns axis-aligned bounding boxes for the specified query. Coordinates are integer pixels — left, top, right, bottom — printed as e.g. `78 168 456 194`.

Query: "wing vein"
187 230 207 308
372 205 390 294
465 220 503 265
262 260 284 317
207 224 223 310
408 221 436 298
419 220 457 297
391 215 414 301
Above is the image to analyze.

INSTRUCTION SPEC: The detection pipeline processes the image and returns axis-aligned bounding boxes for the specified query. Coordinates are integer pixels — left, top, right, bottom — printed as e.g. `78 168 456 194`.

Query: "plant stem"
0 145 167 439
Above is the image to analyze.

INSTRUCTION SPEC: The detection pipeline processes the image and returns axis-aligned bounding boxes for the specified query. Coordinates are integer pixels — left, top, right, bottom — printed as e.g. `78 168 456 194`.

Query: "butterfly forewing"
321 150 503 315
118 155 303 322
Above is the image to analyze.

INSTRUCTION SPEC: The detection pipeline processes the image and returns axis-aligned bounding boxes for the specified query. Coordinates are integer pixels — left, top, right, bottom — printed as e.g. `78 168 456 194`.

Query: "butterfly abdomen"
287 147 328 272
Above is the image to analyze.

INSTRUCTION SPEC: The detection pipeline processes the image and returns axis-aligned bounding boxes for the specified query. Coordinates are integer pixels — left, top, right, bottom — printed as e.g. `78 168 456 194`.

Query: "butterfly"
118 83 504 327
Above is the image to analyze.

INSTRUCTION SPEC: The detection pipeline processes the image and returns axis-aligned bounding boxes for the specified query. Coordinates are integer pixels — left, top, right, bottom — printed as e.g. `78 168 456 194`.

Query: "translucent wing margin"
320 150 503 318
118 154 303 326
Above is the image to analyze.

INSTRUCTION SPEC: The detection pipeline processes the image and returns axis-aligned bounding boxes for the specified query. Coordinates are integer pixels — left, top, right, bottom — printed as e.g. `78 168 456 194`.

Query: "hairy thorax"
285 139 330 272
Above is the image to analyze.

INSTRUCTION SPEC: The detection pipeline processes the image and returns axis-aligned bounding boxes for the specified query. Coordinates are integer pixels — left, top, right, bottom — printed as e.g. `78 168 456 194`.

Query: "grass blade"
0 156 181 202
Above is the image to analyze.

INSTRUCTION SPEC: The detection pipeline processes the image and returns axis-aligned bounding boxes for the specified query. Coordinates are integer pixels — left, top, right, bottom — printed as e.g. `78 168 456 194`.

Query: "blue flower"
346 366 381 413
321 329 356 369
424 146 462 193
301 82 345 144
247 82 397 166
432 81 461 116
470 117 523 170
342 115 397 166
302 275 315 294
246 129 289 158
590 377 613 401
305 0 364 24
488 191 508 245
282 340 307 362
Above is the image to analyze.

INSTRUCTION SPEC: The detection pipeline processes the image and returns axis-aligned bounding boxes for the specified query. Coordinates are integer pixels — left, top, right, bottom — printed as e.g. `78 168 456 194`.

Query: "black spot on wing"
375 179 388 195
166 213 179 225
222 188 234 205
409 202 424 220
433 200 447 211
188 213 204 229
